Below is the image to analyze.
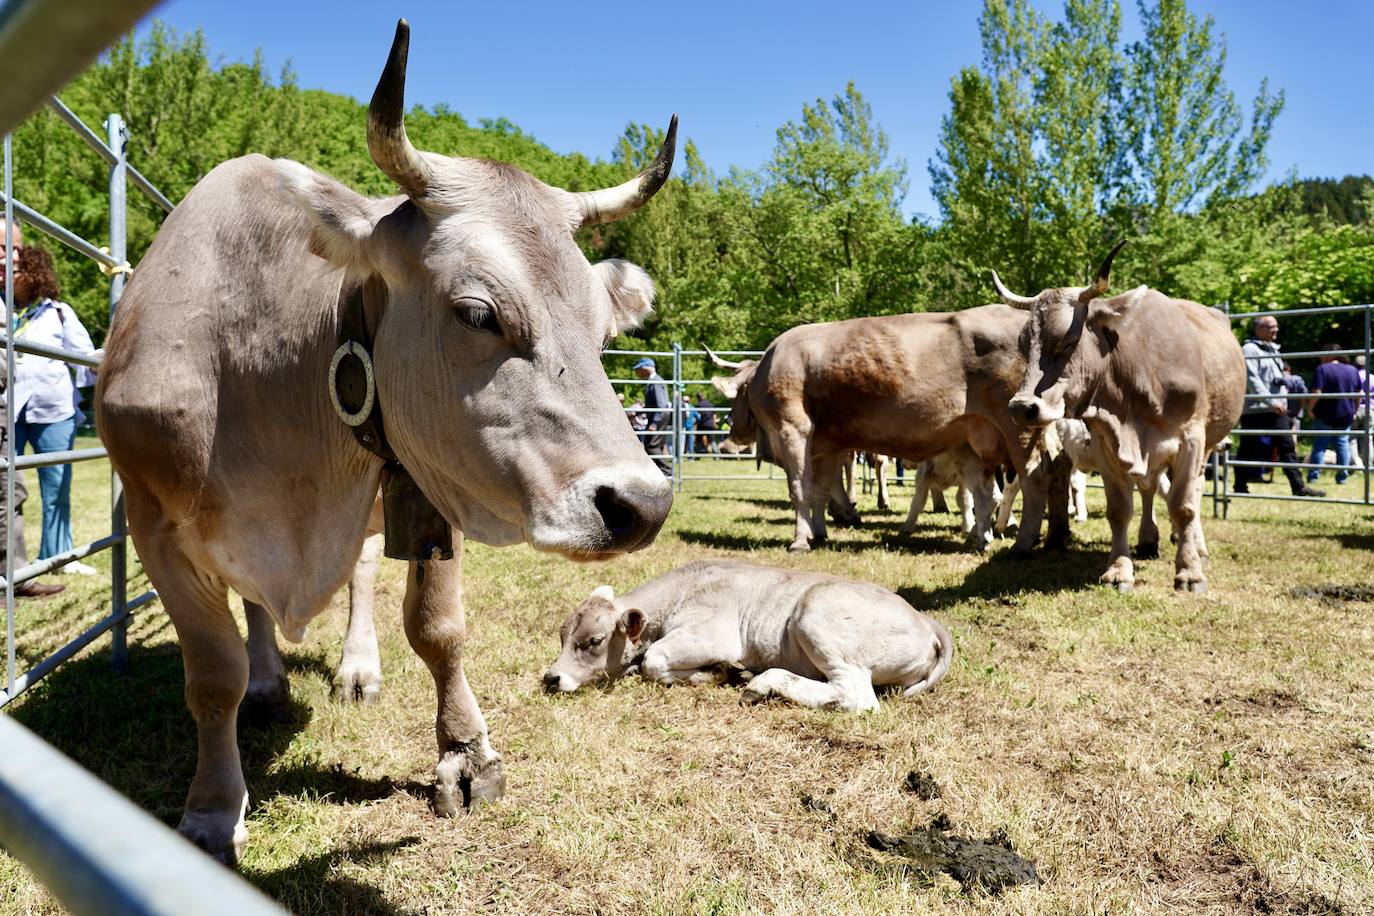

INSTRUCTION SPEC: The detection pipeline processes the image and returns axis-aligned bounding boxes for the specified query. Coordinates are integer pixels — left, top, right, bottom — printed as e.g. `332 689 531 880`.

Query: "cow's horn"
991 270 1036 310
703 344 743 370
368 19 434 201
576 115 678 227
1085 239 1128 300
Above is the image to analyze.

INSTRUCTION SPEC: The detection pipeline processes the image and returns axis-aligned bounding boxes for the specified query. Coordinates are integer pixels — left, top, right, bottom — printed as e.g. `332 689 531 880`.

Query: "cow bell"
382 465 454 562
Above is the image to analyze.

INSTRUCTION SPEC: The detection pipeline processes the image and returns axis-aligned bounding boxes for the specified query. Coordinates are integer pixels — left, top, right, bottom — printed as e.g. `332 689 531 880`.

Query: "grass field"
2 447 1373 914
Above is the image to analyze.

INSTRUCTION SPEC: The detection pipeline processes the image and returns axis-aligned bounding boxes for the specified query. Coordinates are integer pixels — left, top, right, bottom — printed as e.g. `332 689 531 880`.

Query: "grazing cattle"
97 21 677 864
541 560 953 712
709 308 1049 553
999 242 1244 591
901 445 1001 547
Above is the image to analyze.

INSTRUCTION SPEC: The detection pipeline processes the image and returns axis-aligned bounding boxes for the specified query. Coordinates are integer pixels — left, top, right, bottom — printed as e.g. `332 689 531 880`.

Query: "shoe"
1295 486 1325 498
1232 484 1250 493
61 560 99 576
14 581 65 598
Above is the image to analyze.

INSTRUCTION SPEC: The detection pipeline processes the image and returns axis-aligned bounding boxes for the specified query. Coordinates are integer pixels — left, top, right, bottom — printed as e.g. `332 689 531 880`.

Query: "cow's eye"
454 298 501 335
582 635 605 651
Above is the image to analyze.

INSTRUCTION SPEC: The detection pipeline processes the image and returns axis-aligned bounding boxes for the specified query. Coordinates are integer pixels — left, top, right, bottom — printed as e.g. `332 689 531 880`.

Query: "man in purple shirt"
1306 343 1362 484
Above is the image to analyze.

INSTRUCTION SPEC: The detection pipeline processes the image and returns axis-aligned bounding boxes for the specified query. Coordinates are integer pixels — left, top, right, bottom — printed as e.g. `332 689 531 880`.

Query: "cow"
998 242 1244 592
709 308 1050 554
540 560 953 712
97 20 677 864
994 418 1171 541
900 445 1000 546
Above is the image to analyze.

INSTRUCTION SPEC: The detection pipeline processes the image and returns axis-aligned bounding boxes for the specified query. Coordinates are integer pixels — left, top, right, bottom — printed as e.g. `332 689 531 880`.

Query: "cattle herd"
89 21 1246 867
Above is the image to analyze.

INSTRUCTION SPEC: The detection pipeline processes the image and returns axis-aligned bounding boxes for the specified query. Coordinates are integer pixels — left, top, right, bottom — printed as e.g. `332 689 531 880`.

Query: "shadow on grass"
898 543 1110 611
678 525 975 555
246 837 423 916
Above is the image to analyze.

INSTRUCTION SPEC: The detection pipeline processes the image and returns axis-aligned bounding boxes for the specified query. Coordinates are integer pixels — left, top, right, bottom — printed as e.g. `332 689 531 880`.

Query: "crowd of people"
1236 314 1373 495
0 220 102 599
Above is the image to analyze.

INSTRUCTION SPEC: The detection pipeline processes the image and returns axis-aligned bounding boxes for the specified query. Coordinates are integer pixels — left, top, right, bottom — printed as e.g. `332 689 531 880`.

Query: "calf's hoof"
740 683 772 705
239 676 291 725
177 802 248 867
333 662 383 705
1134 541 1160 560
433 751 506 818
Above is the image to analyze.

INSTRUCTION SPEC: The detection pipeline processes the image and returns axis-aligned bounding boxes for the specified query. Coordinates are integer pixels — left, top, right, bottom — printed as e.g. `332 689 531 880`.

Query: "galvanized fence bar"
5 132 15 702
0 714 287 916
46 97 174 214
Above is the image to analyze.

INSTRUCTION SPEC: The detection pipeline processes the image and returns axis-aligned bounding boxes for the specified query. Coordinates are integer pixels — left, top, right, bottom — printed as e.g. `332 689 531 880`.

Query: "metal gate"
0 97 168 708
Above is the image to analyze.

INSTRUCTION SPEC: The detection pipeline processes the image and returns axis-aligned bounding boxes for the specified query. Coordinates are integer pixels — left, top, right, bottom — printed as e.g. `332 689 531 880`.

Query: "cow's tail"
903 617 954 697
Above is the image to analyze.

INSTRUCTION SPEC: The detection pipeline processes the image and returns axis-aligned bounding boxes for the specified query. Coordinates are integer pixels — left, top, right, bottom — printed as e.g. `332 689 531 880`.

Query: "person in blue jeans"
1306 343 1362 485
7 246 101 571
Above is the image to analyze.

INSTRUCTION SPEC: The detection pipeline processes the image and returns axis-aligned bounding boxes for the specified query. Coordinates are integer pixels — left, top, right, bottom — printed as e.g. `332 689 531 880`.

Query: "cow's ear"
1090 285 1149 326
591 584 615 602
712 376 740 399
277 159 378 273
593 259 656 335
620 608 646 643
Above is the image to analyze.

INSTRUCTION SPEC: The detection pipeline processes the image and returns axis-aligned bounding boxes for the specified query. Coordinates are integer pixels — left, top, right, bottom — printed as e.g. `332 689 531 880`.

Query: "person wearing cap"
0 220 64 598
1235 315 1322 497
633 357 671 473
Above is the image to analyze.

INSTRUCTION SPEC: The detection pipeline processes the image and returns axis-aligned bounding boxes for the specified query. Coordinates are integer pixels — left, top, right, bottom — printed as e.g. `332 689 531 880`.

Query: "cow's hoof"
177 803 248 867
1135 541 1161 560
741 684 771 705
1112 581 1133 593
239 676 291 725
333 662 383 705
1175 577 1207 594
434 754 505 817
788 541 812 553
1007 546 1034 561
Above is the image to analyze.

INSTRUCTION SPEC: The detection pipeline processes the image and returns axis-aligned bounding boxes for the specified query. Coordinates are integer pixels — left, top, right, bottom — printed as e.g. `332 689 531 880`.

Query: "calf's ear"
276 159 379 274
593 259 657 335
621 608 646 642
1090 285 1149 326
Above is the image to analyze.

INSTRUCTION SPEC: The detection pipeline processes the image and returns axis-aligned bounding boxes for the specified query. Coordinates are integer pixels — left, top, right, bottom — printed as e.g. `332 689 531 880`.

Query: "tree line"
7 0 1373 358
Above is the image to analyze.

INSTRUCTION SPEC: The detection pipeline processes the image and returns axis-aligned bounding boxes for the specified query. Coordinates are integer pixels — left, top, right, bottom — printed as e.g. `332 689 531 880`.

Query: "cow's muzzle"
528 466 674 558
1009 395 1059 427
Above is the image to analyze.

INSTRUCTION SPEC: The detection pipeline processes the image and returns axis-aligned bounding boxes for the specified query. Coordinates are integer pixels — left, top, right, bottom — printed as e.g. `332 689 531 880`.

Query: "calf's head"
279 20 674 559
999 241 1148 427
542 585 644 692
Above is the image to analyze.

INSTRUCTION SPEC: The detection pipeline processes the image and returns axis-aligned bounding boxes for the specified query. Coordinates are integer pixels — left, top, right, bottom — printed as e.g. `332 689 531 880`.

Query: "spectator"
1281 360 1307 452
7 245 101 571
694 392 718 455
1235 315 1321 497
1355 355 1374 467
633 357 671 474
1305 343 1362 485
681 396 698 456
0 222 64 597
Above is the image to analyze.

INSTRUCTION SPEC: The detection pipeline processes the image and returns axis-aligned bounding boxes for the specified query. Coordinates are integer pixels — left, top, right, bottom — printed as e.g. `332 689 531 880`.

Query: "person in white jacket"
5 245 101 571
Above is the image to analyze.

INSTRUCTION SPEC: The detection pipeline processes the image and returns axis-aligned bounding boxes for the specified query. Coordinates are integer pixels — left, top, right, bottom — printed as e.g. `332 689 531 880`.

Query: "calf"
542 560 953 712
900 445 1000 546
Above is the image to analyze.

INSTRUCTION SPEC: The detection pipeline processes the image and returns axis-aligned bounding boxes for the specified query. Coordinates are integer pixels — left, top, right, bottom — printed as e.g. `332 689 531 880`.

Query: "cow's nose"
1009 398 1040 425
541 671 562 692
594 481 673 551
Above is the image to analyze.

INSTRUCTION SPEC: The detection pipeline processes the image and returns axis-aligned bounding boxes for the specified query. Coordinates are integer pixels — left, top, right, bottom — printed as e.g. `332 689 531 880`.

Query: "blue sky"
137 1 1372 221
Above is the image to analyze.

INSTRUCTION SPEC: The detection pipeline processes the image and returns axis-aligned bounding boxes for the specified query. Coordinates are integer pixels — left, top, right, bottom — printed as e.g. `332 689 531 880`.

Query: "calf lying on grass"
542 560 953 712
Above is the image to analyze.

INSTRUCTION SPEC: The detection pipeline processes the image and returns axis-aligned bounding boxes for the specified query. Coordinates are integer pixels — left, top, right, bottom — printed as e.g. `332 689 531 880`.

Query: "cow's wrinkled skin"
542 560 954 712
97 21 676 865
1000 244 1244 592
711 307 1049 554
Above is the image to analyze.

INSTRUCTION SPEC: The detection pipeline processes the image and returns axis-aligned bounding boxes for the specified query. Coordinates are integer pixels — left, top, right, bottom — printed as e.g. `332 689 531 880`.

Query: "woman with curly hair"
7 245 101 572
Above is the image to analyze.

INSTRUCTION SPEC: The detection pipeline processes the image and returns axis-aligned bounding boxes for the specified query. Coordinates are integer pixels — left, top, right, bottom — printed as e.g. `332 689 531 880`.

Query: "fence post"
105 113 128 674
672 342 683 492
4 133 15 699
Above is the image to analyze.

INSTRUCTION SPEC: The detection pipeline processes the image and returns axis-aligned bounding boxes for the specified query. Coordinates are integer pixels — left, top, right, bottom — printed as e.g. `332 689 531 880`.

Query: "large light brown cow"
999 242 1244 592
97 21 676 864
710 307 1049 553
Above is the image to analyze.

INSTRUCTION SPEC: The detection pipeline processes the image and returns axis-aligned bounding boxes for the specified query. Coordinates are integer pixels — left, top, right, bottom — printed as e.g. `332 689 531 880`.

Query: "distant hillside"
1296 175 1373 224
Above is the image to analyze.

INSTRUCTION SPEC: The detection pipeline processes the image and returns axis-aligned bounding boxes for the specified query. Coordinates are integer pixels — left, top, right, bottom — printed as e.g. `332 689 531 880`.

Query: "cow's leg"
960 462 996 551
1043 451 1073 550
335 532 384 703
777 428 817 552
1071 469 1089 522
741 666 878 712
402 543 505 817
900 463 932 535
142 542 250 864
844 452 857 506
1009 461 1047 557
1168 431 1209 593
1099 473 1136 591
994 476 1020 535
810 452 848 544
641 630 730 686
742 600 879 712
875 456 890 511
930 485 950 514
242 601 290 722
1135 477 1161 560
825 458 861 528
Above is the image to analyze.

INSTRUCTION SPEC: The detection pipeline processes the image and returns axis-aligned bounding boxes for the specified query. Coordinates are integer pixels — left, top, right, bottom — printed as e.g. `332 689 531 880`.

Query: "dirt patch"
1168 839 1356 915
866 821 1039 893
1290 584 1374 605
903 770 943 800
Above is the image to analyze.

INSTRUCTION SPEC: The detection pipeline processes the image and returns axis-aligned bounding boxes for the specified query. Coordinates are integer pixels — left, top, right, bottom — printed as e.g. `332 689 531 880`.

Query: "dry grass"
2 450 1373 914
